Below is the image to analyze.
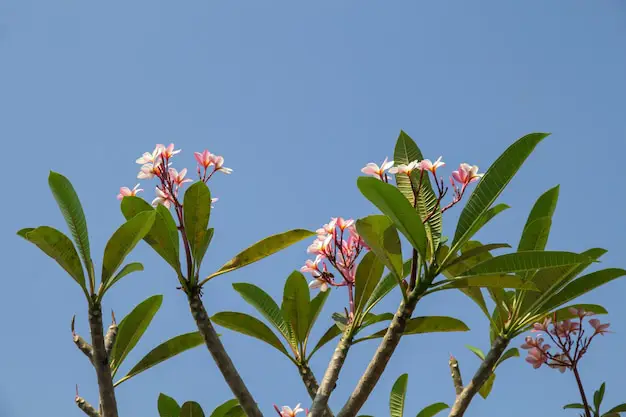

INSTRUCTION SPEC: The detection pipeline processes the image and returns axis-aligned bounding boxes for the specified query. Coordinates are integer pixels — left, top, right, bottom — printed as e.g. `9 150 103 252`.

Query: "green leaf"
465 345 485 360
102 262 144 294
416 402 449 417
110 294 163 376
435 275 539 291
101 210 156 286
606 404 626 413
120 197 181 273
358 312 395 333
495 348 520 368
158 393 181 417
393 131 442 256
364 260 413 315
518 185 559 250
209 399 240 417
452 204 511 258
551 304 608 322
594 382 606 413
305 290 330 345
223 405 245 417
212 312 290 357
195 228 214 271
389 373 408 417
563 403 585 410
355 316 468 343
232 283 291 341
115 332 204 386
48 171 91 271
357 177 428 260
355 251 385 314
452 133 550 248
541 269 626 313
355 215 403 281
459 251 592 277
282 271 311 344
307 324 342 359
17 226 86 289
183 182 212 268
478 372 495 399
442 243 511 271
180 401 205 417
205 229 315 281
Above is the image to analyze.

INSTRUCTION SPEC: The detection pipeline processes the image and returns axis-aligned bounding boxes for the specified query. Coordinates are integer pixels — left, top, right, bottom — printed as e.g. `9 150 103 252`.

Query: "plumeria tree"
18 132 625 417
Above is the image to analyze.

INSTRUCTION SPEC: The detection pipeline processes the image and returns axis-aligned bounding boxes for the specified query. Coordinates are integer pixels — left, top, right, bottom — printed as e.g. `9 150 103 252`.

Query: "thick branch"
447 336 509 417
298 362 334 417
88 304 119 417
449 355 463 397
336 294 418 417
75 395 100 417
104 311 117 358
308 330 354 417
188 291 263 417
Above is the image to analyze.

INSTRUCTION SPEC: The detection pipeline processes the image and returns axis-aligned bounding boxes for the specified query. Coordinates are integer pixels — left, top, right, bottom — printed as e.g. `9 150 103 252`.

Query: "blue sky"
2 2 625 417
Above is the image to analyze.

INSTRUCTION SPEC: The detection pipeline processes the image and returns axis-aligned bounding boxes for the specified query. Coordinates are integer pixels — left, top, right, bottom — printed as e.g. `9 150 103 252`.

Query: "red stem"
572 366 592 417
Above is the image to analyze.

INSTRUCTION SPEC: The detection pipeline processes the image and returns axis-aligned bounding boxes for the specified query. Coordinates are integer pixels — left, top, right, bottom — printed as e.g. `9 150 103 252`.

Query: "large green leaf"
605 404 626 413
195 228 214 272
357 312 395 333
180 401 205 417
389 373 408 417
459 251 592 277
183 182 212 267
212 312 290 358
115 331 204 386
158 393 181 417
232 283 291 342
594 382 606 413
355 252 385 314
17 226 86 289
102 262 144 294
305 290 330 345
210 400 240 417
357 177 428 260
355 316 469 343
434 275 539 292
517 185 559 252
48 171 91 272
541 268 626 313
393 131 442 255
101 210 156 285
465 345 485 361
282 271 311 345
120 196 181 273
364 260 413 315
204 229 315 281
442 243 511 272
110 294 163 376
355 215 403 281
416 403 449 417
452 133 550 249
307 324 342 360
478 372 496 399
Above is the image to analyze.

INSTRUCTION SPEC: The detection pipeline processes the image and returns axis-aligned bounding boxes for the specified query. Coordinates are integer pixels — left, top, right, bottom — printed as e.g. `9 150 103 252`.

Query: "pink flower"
136 145 165 165
525 347 547 369
361 157 394 180
309 276 329 292
158 143 181 159
532 317 551 332
138 162 163 179
452 163 482 185
210 154 233 174
568 307 595 319
194 150 213 169
548 353 571 373
117 183 143 200
316 218 337 236
589 319 610 335
419 156 445 174
151 187 172 209
211 197 218 208
301 255 322 274
169 168 192 187
337 217 355 231
389 160 420 175
552 320 580 337
280 404 304 417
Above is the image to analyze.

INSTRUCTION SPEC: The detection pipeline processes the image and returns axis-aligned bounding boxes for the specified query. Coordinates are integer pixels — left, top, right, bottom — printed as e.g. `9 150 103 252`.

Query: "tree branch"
449 355 463 397
75 393 100 417
104 311 117 358
336 293 419 417
308 330 354 417
298 362 334 417
447 336 509 417
188 290 263 417
88 303 119 417
72 315 93 364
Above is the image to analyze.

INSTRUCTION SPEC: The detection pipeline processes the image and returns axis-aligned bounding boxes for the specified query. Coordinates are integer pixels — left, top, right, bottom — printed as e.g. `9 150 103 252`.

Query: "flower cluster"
521 308 610 373
273 404 305 417
117 143 230 209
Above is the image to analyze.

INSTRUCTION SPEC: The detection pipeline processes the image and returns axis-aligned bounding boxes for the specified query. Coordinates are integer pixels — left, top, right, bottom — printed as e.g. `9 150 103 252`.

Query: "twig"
88 304 119 417
447 336 509 417
71 315 93 364
298 362 334 417
449 355 463 397
104 311 117 359
75 385 100 417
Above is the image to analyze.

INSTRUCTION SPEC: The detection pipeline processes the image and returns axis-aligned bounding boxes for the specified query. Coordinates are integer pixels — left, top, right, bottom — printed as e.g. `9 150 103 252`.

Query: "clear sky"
2 2 625 417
